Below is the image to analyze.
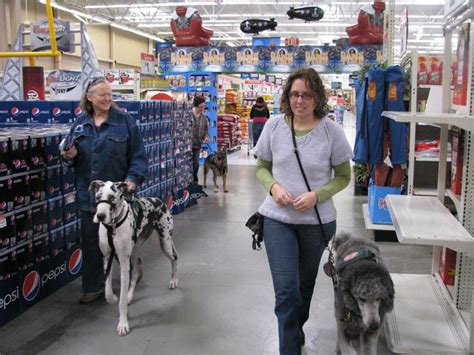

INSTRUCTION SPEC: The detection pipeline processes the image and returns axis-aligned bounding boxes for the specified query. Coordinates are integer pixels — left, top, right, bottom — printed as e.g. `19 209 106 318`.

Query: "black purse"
245 212 264 250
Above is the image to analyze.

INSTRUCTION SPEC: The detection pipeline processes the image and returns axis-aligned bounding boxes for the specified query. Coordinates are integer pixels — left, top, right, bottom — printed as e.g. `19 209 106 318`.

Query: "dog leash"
290 117 338 290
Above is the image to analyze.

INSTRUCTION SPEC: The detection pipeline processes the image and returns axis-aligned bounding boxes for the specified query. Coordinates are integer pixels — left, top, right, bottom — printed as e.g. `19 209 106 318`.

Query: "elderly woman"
62 78 148 304
255 68 353 354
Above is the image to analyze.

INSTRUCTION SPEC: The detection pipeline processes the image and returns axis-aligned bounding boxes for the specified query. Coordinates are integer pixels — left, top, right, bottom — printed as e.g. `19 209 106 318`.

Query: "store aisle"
0 158 432 355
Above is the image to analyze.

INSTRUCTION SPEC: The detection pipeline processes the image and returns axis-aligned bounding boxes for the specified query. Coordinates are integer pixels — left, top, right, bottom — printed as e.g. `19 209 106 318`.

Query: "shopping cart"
247 118 253 156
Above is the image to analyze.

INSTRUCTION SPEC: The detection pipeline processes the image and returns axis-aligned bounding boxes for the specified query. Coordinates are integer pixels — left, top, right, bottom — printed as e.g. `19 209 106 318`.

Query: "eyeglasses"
289 91 314 101
86 77 107 93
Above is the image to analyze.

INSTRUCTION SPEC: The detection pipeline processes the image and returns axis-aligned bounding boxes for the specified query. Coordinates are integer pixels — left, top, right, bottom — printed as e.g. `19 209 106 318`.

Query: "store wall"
112 27 148 68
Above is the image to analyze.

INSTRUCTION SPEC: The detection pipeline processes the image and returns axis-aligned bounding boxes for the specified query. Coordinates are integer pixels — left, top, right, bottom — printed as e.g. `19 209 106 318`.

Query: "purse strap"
289 117 337 285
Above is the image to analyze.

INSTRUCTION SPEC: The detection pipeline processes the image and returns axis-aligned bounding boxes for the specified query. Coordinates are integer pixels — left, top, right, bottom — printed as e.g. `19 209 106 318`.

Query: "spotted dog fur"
89 180 178 336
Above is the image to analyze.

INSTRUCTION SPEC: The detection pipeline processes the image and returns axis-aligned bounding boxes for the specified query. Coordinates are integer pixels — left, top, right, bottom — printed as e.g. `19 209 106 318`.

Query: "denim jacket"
63 107 148 212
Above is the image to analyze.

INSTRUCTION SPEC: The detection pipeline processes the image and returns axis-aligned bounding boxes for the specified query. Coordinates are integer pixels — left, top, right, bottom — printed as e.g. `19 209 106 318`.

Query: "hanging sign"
46 70 82 100
399 7 409 58
141 53 156 75
158 45 383 74
30 19 73 52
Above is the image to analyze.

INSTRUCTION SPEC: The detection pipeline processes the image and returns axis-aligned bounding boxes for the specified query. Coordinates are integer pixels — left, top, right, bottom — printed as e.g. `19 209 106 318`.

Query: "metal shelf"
362 204 395 231
385 195 474 256
382 111 474 132
385 273 469 354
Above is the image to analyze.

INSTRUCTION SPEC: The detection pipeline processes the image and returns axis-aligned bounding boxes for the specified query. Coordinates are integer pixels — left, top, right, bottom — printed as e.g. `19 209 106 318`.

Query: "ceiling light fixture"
38 0 165 42
85 2 217 9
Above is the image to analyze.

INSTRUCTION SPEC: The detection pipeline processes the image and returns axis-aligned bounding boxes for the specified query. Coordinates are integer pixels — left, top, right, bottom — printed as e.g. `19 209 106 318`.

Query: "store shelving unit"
381 4 474 351
165 72 218 161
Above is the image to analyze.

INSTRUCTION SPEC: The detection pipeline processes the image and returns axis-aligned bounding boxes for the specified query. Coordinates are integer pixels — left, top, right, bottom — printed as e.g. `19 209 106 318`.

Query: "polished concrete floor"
0 119 433 355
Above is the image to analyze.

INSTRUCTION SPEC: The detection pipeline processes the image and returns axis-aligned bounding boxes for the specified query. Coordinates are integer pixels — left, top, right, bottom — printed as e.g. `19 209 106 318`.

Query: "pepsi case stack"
0 124 81 327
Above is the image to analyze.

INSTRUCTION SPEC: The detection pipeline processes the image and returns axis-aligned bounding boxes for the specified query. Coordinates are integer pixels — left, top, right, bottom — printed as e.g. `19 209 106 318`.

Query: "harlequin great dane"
89 180 178 336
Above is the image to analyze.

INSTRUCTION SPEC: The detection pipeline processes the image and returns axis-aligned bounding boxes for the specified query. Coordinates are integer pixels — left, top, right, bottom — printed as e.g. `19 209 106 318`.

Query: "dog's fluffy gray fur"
333 233 394 355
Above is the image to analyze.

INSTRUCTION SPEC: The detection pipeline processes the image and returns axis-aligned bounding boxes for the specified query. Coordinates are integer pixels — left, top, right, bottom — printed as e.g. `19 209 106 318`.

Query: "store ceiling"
47 0 447 57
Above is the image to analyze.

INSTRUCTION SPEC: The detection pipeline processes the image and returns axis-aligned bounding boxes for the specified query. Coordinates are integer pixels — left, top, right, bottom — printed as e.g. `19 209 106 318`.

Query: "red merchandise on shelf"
451 129 464 195
417 56 429 85
439 247 456 286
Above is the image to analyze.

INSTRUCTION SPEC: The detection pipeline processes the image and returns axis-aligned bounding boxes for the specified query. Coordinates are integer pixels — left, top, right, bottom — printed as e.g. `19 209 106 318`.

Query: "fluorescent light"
38 0 110 24
38 0 165 42
85 2 217 9
110 23 165 42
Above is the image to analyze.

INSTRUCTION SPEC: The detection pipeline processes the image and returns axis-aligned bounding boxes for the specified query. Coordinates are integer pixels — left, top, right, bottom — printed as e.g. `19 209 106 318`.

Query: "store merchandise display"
166 72 218 161
217 114 242 151
0 124 81 327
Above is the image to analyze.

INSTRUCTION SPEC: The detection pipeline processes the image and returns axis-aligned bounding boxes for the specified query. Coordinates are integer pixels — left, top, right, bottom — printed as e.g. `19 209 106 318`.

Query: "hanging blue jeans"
263 217 336 355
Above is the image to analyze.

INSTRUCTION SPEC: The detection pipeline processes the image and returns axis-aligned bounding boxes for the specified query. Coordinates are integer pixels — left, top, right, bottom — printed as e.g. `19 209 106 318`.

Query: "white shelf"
362 204 395 231
385 273 469 354
413 187 438 196
382 111 474 132
385 195 474 256
415 154 452 162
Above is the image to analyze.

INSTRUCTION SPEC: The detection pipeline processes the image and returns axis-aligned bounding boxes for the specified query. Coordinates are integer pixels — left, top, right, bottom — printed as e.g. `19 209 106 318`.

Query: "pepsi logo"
68 249 83 275
74 107 82 116
183 190 190 207
11 107 19 116
32 107 40 116
52 107 61 116
22 270 40 301
167 196 174 210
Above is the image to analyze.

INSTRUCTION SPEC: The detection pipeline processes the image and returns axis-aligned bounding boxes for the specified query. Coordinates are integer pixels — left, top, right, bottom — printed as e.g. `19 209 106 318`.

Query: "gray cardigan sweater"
254 115 353 225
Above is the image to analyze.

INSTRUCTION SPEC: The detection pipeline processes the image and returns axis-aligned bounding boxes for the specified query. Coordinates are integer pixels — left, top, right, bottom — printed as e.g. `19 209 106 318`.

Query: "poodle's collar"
336 249 378 274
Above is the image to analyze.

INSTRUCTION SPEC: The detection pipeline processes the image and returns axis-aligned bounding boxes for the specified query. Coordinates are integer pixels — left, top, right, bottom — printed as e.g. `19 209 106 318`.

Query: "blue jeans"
80 210 104 294
252 122 265 147
192 148 201 183
264 217 336 355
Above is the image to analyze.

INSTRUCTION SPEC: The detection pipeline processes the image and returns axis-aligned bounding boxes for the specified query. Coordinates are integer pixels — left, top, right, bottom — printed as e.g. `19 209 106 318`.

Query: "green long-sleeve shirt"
256 127 351 203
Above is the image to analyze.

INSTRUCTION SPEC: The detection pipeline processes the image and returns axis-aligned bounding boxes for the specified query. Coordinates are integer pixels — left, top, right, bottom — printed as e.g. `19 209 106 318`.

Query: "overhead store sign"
31 19 73 52
158 45 383 74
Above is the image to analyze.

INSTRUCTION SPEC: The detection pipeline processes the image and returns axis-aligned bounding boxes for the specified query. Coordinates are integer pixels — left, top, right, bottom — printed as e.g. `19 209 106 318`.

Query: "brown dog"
203 147 228 193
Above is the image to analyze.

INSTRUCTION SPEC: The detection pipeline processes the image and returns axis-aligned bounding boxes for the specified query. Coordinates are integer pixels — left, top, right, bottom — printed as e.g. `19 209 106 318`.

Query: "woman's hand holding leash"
270 183 294 208
125 180 136 192
293 191 318 214
61 145 78 160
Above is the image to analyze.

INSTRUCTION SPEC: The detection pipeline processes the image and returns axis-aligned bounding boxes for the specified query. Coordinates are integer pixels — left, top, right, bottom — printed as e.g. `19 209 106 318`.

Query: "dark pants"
252 122 265 147
263 217 336 355
192 148 201 183
80 210 104 294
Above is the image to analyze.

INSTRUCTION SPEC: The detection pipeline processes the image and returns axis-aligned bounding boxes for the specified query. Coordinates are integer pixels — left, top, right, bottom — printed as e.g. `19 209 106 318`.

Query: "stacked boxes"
217 114 243 150
117 100 193 206
0 125 81 327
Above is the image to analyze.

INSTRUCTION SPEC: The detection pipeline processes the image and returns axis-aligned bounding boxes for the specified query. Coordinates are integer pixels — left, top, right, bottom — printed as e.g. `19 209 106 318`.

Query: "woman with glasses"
61 78 148 304
254 68 353 354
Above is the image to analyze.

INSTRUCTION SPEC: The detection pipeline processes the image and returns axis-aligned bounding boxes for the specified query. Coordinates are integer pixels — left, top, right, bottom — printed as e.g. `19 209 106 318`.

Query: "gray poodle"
333 233 394 355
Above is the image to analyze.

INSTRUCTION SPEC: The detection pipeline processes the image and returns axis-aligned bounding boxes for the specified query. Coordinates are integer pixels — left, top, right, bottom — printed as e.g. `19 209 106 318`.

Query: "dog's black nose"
368 322 380 331
97 213 106 221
